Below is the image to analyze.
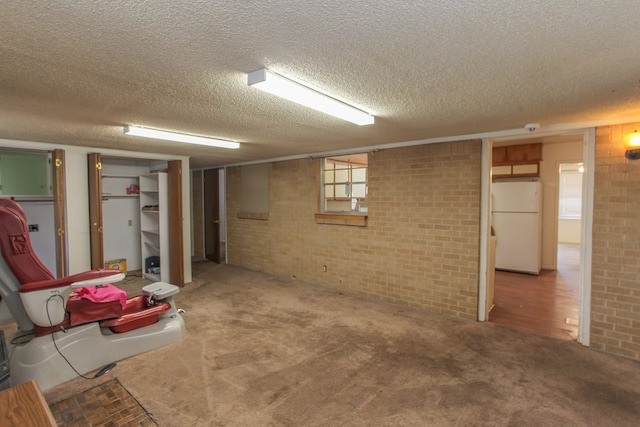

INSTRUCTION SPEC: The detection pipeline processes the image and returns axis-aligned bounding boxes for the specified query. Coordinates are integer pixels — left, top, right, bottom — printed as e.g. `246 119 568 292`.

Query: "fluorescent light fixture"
124 126 240 149
247 68 374 126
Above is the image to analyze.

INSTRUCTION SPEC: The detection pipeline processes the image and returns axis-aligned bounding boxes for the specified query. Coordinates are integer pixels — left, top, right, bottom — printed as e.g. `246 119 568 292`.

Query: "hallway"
489 243 580 340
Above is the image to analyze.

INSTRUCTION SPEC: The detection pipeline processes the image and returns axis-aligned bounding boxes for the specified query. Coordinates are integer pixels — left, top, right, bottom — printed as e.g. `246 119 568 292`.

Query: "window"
558 163 583 219
322 153 367 213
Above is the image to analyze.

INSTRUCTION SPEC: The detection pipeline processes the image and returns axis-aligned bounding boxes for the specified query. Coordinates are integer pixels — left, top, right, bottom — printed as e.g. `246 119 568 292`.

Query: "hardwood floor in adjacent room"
489 243 580 340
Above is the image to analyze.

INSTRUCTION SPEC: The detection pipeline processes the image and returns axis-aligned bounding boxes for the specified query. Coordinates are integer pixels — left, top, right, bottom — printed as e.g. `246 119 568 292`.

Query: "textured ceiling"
1 1 640 168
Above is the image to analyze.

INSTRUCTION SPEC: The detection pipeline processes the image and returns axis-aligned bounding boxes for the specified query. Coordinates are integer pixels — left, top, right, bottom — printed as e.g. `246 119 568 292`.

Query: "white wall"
539 141 583 269
21 201 57 275
558 218 581 244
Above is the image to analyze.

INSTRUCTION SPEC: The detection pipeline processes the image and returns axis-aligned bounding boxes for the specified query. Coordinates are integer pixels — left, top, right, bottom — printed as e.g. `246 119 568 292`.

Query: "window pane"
335 184 348 198
352 167 366 181
335 169 349 183
324 170 335 183
352 183 366 198
324 185 334 198
331 163 349 170
559 171 582 218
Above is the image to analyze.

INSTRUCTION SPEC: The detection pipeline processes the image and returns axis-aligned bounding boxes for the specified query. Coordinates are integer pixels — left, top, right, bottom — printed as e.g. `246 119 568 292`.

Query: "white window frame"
321 154 368 214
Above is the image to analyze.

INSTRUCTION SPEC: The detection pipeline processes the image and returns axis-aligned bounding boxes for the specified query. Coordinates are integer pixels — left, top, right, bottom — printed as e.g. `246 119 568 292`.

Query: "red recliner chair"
0 198 185 390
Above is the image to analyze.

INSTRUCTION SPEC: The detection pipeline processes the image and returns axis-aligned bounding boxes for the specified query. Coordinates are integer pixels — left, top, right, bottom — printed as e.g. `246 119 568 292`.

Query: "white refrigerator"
491 180 542 275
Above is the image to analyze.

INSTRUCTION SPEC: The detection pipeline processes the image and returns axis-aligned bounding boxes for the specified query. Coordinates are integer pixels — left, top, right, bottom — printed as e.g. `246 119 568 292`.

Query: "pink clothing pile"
75 284 128 310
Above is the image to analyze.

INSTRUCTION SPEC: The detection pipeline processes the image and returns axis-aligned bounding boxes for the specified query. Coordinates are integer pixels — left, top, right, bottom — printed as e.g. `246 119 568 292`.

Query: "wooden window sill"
315 213 367 227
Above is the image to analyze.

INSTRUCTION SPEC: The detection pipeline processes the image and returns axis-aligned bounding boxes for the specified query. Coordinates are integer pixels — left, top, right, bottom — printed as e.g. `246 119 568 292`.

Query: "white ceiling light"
247 68 375 126
124 126 240 149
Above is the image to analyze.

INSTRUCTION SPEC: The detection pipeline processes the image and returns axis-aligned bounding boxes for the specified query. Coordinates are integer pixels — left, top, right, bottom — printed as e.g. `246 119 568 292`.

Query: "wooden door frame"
86 156 185 284
51 149 67 277
204 168 221 263
87 153 104 269
168 160 185 286
480 130 594 348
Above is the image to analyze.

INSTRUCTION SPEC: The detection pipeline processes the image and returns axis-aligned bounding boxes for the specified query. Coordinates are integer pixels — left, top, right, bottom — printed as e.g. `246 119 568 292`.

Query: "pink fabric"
75 284 128 310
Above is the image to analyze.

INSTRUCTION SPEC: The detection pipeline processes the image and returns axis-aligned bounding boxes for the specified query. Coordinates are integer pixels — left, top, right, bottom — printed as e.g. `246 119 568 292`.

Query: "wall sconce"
624 130 640 160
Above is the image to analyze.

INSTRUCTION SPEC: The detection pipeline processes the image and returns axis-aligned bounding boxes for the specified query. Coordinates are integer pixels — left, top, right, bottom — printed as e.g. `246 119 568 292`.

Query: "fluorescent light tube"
247 68 374 126
124 126 240 149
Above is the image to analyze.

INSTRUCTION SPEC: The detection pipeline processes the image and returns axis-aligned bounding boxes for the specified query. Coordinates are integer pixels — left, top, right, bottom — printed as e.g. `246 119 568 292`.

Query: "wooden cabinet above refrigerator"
492 143 542 178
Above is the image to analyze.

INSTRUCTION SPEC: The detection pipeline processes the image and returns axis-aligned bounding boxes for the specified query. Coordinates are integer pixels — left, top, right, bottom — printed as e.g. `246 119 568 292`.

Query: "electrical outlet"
128 219 133 226
28 224 39 232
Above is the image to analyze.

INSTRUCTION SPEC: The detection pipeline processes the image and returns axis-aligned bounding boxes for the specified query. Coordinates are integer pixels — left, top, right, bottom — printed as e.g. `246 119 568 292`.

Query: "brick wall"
227 140 482 319
591 123 640 359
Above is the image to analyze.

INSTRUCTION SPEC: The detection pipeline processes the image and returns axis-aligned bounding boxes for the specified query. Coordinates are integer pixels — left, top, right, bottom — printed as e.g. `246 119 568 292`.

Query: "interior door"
52 149 67 277
204 168 221 263
168 160 185 286
87 153 103 269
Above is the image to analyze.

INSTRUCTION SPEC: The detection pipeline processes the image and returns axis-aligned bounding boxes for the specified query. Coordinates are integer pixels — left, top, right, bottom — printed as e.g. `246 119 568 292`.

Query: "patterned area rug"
49 379 157 427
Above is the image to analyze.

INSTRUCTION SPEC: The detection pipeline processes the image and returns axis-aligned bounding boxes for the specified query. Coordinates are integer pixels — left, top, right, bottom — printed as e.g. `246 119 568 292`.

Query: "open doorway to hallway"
204 168 225 264
487 134 585 340
489 243 579 340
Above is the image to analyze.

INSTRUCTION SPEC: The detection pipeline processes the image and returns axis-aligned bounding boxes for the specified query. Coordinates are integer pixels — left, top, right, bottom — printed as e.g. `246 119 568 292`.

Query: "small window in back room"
322 153 368 213
558 163 583 219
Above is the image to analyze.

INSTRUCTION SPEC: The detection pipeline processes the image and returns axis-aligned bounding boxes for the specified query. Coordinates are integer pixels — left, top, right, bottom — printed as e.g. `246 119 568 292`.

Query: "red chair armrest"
19 269 124 293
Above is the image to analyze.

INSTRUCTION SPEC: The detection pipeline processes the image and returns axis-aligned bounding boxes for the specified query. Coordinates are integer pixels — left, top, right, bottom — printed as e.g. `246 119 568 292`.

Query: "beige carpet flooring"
41 262 640 426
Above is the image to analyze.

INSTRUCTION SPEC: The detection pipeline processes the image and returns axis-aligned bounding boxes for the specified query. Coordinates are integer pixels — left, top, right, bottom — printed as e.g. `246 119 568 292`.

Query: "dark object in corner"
94 363 117 378
0 330 10 390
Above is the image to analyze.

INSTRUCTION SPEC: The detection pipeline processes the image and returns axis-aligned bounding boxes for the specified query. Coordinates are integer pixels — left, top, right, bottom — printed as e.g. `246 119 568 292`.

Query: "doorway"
552 162 584 335
486 132 590 342
87 155 185 285
204 168 223 263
